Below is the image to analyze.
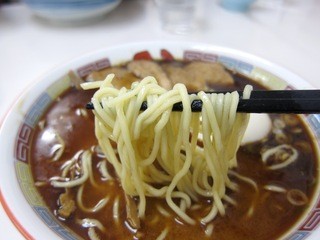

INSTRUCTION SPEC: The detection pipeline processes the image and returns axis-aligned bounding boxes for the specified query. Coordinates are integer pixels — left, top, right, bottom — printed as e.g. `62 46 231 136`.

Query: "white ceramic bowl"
0 42 319 240
24 0 122 22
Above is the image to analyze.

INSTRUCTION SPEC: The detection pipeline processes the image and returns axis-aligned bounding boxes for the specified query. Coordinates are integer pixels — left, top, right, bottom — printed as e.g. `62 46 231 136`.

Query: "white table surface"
1 0 320 239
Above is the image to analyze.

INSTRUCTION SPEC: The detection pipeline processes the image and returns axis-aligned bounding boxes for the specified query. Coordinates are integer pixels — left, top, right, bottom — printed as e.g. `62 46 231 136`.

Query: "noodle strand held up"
82 74 252 224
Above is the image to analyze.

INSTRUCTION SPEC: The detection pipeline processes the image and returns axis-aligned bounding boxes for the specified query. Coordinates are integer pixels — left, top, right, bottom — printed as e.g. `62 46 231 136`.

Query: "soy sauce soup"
31 60 318 240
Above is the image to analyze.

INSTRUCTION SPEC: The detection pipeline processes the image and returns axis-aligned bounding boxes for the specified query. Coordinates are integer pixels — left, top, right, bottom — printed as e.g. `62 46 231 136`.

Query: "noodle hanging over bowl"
80 74 253 225
29 57 318 240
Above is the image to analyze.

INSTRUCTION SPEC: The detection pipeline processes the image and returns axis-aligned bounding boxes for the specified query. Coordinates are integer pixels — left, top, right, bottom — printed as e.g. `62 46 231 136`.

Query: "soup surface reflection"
31 60 318 240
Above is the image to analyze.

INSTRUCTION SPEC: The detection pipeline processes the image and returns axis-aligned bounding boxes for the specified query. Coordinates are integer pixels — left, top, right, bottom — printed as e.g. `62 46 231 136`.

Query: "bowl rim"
0 41 318 240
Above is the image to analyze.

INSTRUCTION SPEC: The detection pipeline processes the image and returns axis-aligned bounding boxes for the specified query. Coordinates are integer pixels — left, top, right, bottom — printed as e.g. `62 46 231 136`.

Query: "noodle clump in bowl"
2 44 319 240
78 74 252 225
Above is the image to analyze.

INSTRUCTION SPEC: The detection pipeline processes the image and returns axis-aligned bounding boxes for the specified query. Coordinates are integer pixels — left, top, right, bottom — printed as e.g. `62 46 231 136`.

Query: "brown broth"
30 62 318 240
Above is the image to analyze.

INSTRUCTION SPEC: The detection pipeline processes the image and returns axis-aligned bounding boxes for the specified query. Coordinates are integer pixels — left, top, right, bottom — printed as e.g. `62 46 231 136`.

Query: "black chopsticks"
86 90 320 114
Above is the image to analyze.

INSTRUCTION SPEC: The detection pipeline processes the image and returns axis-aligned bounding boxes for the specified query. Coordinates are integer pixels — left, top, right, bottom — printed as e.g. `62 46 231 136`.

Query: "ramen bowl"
0 42 319 240
24 0 122 22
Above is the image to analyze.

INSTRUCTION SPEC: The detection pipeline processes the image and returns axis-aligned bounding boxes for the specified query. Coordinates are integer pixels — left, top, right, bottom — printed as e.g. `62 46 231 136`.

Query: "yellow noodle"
156 204 171 217
78 218 106 232
261 144 298 170
82 75 251 224
50 150 92 188
88 228 101 240
113 196 120 222
156 228 169 240
76 185 109 213
205 223 214 237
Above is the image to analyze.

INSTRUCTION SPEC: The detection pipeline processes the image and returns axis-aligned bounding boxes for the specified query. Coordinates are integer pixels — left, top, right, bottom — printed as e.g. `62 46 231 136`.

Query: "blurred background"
0 0 320 238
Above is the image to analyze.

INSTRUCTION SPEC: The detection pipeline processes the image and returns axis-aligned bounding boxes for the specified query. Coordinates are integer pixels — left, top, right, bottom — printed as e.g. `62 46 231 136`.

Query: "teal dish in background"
23 0 122 22
220 0 256 12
